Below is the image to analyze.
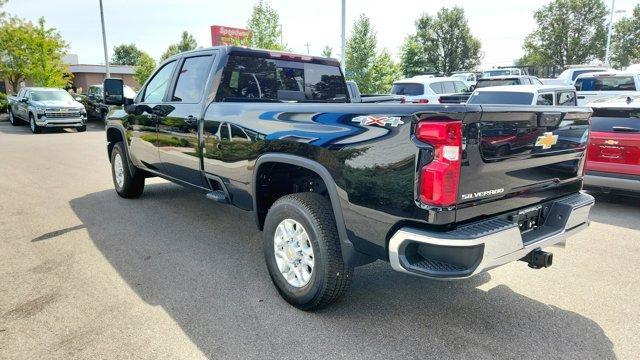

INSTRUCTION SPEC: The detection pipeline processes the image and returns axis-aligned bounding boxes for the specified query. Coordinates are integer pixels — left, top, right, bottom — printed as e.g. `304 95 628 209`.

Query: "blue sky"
4 0 638 68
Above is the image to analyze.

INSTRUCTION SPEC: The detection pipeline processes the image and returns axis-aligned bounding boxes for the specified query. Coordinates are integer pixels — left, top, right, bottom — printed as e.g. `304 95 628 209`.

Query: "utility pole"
304 42 311 54
99 0 111 78
604 0 615 66
341 0 346 71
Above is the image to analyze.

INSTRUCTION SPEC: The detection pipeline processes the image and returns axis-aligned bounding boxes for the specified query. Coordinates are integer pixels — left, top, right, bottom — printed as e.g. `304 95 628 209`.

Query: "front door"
157 52 216 187
125 60 178 171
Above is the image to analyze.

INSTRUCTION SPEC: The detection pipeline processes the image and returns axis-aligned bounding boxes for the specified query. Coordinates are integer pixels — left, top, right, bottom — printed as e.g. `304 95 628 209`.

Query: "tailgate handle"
538 112 562 127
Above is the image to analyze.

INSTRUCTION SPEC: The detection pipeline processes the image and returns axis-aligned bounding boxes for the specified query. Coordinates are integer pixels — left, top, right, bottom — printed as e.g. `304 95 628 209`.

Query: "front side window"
441 81 456 94
454 81 468 92
216 55 348 102
172 56 212 103
536 93 554 105
143 60 177 103
556 91 577 106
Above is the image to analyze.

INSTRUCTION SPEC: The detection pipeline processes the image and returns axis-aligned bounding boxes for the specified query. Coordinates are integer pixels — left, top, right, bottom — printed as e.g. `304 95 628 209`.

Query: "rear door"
587 108 640 176
158 51 216 187
456 106 591 223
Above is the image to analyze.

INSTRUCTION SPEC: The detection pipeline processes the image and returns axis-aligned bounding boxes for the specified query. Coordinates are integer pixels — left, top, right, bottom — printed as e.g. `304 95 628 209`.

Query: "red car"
584 95 640 193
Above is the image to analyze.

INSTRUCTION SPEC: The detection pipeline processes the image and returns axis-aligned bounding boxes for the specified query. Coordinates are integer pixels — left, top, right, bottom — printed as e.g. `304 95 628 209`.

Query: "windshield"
574 76 637 91
216 55 348 102
483 70 512 77
31 90 74 102
475 79 519 88
451 74 466 80
591 108 640 132
467 91 533 105
391 83 424 96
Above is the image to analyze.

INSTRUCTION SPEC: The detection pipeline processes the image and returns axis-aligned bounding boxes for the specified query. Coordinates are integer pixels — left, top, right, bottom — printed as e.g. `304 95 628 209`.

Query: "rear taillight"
416 120 462 207
413 99 429 104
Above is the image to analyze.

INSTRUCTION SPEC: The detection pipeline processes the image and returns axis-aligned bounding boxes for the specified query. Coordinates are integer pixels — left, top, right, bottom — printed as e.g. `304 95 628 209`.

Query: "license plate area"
509 205 543 234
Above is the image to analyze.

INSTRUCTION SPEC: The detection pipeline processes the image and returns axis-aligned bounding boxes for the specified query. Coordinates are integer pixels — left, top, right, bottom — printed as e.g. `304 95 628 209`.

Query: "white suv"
391 77 469 104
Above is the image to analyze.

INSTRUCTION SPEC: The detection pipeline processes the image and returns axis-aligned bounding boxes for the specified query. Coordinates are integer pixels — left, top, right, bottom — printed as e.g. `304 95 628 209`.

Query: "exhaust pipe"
520 249 553 269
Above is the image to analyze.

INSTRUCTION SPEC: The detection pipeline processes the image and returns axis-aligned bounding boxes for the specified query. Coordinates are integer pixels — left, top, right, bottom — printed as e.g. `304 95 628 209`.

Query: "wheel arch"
106 124 137 174
252 153 372 267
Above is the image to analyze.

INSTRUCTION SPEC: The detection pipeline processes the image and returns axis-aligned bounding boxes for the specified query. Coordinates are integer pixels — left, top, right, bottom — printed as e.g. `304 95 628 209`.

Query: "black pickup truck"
103 46 595 310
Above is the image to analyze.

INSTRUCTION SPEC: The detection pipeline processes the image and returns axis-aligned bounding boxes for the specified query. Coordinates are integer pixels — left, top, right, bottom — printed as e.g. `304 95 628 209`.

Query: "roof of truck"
164 46 341 66
473 85 575 93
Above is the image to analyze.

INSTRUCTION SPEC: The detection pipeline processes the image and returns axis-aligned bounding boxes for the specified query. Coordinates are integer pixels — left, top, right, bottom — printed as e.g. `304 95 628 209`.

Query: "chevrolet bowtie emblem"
535 132 559 150
604 139 619 145
352 115 404 127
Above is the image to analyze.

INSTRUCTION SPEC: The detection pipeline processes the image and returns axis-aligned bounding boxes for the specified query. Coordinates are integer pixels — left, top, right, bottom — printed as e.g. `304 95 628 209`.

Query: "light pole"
99 0 111 78
341 0 346 71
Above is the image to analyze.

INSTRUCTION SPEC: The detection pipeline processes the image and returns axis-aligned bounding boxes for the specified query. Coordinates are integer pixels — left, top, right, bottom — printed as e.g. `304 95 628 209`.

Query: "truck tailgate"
455 105 591 223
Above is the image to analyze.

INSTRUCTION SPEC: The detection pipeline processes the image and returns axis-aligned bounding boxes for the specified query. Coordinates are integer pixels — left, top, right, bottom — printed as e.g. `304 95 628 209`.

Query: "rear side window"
216 55 348 102
172 56 213 103
143 61 177 103
454 81 467 92
429 82 444 94
557 91 577 106
467 91 534 105
575 76 637 91
536 93 554 105
441 81 456 94
591 108 640 132
391 83 424 96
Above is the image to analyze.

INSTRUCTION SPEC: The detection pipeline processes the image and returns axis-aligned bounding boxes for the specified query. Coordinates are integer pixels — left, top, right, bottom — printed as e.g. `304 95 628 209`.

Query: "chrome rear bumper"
388 192 595 280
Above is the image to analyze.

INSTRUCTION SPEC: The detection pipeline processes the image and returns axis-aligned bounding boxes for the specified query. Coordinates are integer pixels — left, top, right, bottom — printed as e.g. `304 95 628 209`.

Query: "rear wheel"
263 193 353 310
111 142 145 198
8 109 20 126
29 114 40 133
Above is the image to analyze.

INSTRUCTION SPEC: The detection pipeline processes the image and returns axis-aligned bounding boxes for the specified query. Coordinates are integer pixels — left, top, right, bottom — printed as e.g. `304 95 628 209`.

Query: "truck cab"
102 46 595 310
574 72 640 106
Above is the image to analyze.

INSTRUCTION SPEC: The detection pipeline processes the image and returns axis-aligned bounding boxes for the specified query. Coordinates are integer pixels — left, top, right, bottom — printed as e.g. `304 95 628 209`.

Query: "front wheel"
263 193 353 310
76 125 87 132
111 142 145 198
29 114 40 133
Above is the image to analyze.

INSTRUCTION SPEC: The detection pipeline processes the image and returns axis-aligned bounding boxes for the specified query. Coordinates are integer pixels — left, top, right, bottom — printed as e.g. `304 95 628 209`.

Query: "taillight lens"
413 98 429 104
416 120 462 207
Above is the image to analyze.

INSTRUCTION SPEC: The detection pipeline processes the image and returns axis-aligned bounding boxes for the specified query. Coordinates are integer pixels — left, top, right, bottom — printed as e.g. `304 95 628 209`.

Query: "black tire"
110 142 145 198
8 109 20 126
76 125 87 132
100 109 108 121
263 193 353 310
29 113 40 133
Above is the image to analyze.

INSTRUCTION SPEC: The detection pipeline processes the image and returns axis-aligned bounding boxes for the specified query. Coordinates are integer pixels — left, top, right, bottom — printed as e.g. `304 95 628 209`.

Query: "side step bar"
206 190 229 204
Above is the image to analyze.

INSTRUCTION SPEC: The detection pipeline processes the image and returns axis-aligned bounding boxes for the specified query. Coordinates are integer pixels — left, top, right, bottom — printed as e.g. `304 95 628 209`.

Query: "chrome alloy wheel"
30 116 35 132
8 110 14 124
274 218 314 287
113 153 125 188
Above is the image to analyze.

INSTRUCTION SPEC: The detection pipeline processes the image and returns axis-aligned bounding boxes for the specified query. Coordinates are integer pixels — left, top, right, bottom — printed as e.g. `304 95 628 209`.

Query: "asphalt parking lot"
0 119 639 359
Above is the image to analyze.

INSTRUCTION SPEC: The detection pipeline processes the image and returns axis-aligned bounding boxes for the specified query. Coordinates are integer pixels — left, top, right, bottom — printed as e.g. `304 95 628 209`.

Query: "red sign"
211 25 251 46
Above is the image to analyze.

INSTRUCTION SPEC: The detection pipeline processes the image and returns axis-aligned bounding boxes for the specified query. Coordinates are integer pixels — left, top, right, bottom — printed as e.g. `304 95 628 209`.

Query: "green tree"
247 0 285 50
321 45 332 58
0 17 69 91
345 14 401 94
520 0 607 66
112 43 143 66
610 4 640 68
401 7 481 76
27 18 70 88
133 52 156 86
160 31 198 61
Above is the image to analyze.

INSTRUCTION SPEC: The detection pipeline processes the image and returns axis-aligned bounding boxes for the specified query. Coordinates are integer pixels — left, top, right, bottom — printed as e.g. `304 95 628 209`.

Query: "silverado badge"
352 115 404 127
534 132 559 150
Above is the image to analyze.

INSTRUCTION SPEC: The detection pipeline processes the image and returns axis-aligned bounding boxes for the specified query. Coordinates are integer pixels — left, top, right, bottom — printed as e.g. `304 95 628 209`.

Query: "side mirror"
103 78 125 106
469 85 476 92
20 98 28 103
